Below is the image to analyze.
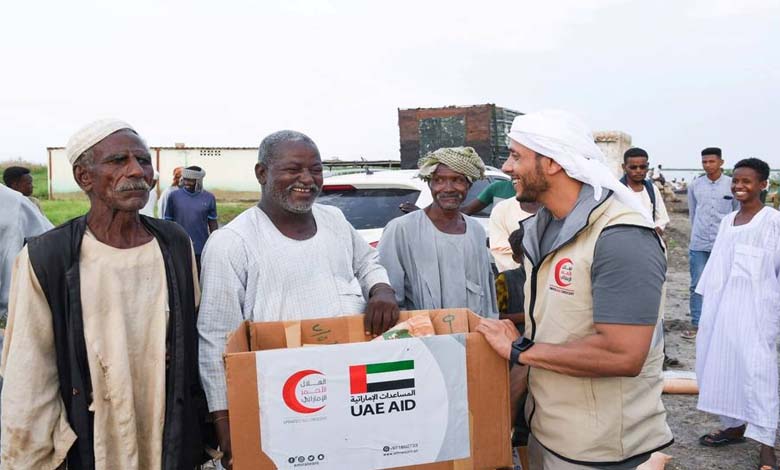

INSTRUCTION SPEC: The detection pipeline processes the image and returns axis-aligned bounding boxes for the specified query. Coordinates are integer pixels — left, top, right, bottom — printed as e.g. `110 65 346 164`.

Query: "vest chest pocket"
542 306 595 341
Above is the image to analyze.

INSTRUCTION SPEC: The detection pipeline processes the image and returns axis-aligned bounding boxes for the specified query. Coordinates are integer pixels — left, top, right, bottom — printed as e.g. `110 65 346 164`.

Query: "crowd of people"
0 111 777 470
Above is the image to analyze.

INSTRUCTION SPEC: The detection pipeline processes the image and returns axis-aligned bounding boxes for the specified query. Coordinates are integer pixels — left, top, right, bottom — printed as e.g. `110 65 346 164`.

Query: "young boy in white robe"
695 158 780 470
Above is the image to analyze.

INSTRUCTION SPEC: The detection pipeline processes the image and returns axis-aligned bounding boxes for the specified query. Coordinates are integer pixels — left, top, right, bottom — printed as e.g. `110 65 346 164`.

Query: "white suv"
317 168 510 246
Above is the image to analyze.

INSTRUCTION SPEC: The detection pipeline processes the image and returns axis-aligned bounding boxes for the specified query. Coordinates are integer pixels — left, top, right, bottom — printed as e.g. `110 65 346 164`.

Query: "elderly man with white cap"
476 110 672 469
0 119 208 469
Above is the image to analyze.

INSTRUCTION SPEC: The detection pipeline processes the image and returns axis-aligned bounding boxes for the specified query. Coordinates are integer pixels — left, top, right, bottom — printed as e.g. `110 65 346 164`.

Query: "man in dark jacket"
0 119 207 469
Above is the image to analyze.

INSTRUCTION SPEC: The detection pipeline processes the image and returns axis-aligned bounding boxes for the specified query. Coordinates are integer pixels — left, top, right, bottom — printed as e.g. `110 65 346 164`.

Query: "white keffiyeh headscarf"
507 110 651 222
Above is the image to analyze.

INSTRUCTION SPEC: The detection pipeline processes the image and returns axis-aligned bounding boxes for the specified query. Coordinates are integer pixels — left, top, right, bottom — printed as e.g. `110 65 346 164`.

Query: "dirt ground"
657 201 779 469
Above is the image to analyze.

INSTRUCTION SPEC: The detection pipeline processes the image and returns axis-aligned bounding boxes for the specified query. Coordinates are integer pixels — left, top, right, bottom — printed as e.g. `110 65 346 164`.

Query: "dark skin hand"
211 410 232 469
210 294 399 469
460 198 487 216
211 140 401 468
365 283 400 336
398 201 420 213
255 141 399 335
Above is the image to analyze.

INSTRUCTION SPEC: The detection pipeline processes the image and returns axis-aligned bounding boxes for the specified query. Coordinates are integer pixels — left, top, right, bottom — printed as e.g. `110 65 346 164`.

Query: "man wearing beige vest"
477 110 673 469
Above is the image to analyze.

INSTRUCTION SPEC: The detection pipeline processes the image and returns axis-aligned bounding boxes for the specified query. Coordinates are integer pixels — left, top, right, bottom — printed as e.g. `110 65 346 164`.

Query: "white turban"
507 110 651 222
66 118 135 165
181 167 206 181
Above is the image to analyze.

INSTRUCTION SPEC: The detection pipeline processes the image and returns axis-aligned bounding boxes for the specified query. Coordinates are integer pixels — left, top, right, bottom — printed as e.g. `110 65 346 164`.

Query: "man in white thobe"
198 130 398 468
695 158 779 470
379 147 498 318
1 119 206 469
0 183 52 436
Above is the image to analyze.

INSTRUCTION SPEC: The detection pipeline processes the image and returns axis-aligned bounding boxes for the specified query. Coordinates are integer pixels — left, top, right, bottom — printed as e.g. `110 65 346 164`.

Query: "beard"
270 182 322 214
434 191 464 211
516 161 549 203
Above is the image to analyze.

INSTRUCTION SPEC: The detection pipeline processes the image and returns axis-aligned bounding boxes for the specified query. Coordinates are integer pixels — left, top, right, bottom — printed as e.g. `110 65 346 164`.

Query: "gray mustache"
117 180 151 192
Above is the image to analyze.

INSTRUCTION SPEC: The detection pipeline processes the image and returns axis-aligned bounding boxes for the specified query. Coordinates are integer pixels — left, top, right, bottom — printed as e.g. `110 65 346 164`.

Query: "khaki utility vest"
523 196 673 465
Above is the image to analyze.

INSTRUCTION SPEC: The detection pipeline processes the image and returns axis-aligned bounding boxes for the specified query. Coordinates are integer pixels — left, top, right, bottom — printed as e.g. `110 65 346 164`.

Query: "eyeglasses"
627 165 649 170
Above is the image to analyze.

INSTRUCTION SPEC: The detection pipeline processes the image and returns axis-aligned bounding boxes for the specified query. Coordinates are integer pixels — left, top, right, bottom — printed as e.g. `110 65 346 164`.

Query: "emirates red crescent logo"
554 258 574 287
282 369 327 414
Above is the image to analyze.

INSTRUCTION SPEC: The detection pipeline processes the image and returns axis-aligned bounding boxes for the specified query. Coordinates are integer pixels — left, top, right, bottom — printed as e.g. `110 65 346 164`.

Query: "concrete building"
46 146 398 198
594 131 632 178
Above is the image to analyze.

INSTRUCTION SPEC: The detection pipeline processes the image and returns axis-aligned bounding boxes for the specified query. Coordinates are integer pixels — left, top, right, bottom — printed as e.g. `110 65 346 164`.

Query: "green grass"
40 199 91 226
38 199 254 227
217 202 255 225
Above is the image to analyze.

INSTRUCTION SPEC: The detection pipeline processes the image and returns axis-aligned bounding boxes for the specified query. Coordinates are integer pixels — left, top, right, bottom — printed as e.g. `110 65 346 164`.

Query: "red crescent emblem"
554 258 573 287
282 369 325 414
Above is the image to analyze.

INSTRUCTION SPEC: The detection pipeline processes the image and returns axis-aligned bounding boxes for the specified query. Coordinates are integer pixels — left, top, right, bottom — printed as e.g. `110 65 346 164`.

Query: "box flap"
224 321 251 354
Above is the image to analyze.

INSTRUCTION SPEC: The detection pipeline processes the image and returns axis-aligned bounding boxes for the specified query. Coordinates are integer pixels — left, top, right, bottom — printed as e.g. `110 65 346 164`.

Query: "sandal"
699 429 745 447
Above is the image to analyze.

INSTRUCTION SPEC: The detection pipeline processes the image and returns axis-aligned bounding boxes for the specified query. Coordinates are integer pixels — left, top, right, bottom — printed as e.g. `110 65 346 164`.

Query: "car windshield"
317 188 421 229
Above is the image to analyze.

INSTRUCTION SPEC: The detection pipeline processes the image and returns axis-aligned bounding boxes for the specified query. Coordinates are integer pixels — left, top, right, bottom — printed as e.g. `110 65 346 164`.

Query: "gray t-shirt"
539 217 565 257
538 208 665 326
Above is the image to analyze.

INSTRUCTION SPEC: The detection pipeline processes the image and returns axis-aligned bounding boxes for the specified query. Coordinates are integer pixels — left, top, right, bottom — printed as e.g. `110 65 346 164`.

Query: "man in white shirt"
620 147 670 236
198 130 398 469
489 178 535 273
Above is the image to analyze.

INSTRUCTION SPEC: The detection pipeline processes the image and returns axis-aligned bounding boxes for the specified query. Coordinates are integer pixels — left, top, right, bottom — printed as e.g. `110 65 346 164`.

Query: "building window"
199 149 222 157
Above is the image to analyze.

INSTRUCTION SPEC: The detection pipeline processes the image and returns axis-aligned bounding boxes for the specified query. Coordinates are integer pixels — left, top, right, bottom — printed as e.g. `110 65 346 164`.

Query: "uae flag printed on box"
350 360 414 394
256 335 470 469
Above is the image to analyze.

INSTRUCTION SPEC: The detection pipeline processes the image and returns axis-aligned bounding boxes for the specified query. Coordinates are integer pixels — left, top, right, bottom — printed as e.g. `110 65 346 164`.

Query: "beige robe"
488 198 532 273
0 231 199 469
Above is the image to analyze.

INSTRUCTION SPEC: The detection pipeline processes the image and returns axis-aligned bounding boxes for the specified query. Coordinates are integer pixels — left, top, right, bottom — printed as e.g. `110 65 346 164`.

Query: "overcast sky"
1 0 778 169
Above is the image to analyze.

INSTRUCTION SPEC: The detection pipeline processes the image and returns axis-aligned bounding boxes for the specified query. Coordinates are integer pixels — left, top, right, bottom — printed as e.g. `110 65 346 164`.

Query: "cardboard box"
224 308 513 470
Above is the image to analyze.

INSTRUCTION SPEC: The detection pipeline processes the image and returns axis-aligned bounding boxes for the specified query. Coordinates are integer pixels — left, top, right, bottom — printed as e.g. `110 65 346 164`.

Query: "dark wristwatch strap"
510 337 534 368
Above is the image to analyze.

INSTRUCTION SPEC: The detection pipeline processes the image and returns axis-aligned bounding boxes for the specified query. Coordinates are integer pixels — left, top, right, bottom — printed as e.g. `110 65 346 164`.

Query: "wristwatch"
510 337 535 368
